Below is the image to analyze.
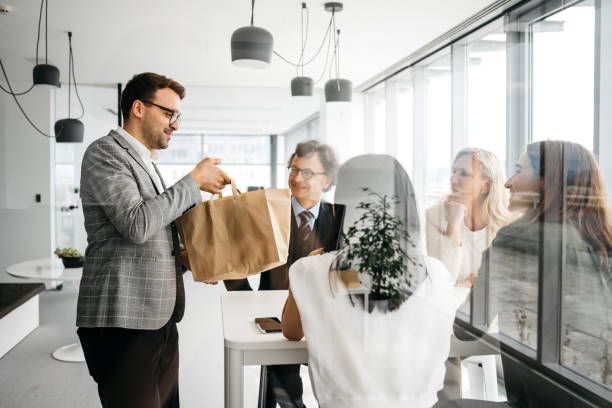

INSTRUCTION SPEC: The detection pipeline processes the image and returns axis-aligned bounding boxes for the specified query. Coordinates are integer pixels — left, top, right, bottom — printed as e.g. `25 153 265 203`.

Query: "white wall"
0 83 55 282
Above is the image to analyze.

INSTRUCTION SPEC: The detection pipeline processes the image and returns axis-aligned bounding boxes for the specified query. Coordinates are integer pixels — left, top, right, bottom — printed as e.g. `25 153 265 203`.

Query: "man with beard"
76 72 230 408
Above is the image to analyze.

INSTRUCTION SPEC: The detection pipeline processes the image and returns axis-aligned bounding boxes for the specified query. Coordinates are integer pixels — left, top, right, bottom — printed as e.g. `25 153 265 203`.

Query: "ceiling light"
231 1 273 68
325 78 352 102
55 32 84 143
291 76 313 96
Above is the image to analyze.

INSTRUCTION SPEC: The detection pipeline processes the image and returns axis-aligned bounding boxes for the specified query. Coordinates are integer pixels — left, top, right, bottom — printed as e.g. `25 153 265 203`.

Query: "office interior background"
1 0 611 406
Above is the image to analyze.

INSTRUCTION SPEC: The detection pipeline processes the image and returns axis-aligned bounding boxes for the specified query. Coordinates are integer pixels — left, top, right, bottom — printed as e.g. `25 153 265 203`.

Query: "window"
363 83 386 154
387 69 414 176
531 0 595 150
424 53 452 208
467 29 507 167
358 0 612 401
156 135 274 197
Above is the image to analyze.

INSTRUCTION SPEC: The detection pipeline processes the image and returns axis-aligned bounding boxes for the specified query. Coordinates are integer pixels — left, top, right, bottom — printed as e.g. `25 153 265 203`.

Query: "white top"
289 252 469 408
115 126 164 193
426 201 489 283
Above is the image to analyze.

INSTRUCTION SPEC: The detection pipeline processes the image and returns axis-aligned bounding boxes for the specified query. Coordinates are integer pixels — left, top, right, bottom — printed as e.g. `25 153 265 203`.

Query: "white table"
6 258 84 362
221 289 498 408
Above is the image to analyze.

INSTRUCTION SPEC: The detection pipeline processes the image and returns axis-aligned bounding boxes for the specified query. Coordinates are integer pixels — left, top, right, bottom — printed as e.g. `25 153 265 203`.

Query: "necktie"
297 211 314 241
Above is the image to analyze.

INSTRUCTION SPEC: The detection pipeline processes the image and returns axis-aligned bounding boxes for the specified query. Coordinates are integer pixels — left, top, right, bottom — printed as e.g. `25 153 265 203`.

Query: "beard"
142 113 169 150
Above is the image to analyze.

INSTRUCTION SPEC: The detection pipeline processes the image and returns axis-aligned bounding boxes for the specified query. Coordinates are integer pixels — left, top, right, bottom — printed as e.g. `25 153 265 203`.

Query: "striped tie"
297 211 314 241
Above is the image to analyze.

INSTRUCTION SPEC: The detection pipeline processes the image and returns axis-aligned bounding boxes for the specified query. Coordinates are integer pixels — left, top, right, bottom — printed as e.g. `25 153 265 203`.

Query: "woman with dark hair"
281 155 469 408
477 141 612 361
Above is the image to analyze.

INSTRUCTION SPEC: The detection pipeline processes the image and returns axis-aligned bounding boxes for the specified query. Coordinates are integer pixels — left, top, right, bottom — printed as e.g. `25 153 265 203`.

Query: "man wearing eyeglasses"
76 72 230 408
225 140 345 408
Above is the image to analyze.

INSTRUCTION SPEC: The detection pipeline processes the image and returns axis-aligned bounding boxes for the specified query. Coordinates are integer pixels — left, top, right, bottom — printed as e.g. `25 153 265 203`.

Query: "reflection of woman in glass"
281 155 469 408
479 141 612 357
426 148 512 284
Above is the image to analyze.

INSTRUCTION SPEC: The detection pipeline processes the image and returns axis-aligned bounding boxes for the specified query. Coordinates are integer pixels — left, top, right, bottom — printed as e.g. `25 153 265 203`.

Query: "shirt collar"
291 196 321 220
116 127 160 162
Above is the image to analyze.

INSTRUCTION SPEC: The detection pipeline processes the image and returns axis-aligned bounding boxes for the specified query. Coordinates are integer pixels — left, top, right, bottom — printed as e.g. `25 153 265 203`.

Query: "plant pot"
61 256 84 268
368 294 390 313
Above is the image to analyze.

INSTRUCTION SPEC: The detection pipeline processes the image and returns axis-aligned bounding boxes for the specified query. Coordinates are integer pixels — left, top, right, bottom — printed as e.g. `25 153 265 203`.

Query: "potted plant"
343 188 421 312
54 247 85 268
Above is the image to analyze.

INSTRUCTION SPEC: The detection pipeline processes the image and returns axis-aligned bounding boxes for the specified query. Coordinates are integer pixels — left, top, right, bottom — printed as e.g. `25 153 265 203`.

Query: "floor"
0 274 317 408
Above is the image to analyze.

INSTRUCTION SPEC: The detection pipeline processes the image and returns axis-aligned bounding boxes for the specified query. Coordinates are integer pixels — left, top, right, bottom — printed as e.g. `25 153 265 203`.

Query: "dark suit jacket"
224 201 346 291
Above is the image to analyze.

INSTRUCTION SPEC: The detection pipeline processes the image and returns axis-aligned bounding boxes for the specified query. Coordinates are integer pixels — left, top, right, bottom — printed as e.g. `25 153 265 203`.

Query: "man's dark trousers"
77 318 180 408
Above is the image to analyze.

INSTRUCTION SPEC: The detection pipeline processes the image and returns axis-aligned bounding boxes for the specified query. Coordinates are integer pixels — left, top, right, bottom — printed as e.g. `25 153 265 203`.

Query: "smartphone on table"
255 317 281 334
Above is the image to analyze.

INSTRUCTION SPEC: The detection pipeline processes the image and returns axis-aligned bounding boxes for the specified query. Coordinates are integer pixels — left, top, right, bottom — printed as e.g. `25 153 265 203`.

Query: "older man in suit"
76 72 230 408
225 140 345 408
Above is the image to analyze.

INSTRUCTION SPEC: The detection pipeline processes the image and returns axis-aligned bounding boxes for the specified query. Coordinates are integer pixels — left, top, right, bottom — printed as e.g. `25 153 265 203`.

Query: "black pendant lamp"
33 0 60 87
290 3 313 96
291 76 313 96
231 0 273 68
324 4 351 103
55 32 84 143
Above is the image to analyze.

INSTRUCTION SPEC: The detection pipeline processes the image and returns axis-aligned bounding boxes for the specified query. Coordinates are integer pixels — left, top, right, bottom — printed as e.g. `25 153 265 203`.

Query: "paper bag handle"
212 180 241 200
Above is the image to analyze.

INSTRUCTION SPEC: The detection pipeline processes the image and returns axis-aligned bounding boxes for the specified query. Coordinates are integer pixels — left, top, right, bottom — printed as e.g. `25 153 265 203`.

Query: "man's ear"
323 176 332 191
131 100 145 120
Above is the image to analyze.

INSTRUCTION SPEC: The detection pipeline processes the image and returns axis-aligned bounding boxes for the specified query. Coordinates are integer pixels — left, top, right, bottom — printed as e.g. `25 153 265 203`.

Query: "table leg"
52 342 84 362
225 346 244 408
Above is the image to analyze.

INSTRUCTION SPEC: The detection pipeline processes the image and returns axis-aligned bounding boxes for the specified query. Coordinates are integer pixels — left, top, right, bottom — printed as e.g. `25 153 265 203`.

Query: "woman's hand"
307 248 325 257
445 197 467 245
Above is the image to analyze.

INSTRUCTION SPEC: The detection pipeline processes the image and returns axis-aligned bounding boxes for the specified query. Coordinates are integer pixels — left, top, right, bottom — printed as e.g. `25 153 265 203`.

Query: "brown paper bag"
176 181 291 283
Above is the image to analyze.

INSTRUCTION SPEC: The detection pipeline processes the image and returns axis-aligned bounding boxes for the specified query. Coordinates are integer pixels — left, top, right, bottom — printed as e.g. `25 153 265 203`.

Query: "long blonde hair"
453 147 512 244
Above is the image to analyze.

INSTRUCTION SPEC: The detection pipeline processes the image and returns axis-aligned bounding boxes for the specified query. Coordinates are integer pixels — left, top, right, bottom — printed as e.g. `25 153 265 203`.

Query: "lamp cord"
273 17 332 68
0 0 46 96
313 17 334 85
45 0 48 64
0 57 54 138
68 32 85 120
250 0 254 25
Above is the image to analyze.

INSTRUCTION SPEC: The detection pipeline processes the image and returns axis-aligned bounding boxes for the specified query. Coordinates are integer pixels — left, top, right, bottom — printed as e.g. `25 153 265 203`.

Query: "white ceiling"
0 0 495 88
1 0 495 133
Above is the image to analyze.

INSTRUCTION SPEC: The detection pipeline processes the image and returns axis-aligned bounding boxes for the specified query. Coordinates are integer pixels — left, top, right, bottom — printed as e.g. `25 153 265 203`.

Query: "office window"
424 53 452 208
387 69 414 176
531 0 595 150
156 134 274 196
467 29 507 167
364 83 386 154
529 0 612 389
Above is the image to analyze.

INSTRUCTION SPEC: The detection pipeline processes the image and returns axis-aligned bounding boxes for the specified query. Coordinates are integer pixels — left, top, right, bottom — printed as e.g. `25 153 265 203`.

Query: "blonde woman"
426 147 512 284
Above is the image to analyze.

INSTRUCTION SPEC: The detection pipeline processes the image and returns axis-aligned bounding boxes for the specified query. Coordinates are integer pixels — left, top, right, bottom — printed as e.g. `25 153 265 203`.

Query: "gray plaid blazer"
76 130 202 329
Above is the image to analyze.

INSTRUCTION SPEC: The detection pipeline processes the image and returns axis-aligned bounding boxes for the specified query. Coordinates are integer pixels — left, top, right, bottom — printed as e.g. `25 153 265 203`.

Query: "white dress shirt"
116 127 165 193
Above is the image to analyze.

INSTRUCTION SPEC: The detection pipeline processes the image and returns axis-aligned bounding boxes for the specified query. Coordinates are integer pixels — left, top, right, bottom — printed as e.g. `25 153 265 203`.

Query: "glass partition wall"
361 0 612 404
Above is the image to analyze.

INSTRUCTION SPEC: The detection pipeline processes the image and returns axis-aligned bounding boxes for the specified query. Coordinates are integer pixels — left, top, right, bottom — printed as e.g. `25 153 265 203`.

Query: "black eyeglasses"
141 100 182 125
288 166 327 180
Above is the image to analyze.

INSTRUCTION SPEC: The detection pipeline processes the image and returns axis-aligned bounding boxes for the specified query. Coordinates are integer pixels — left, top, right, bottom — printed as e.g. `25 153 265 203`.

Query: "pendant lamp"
231 0 273 68
324 4 351 103
290 3 313 96
291 76 314 96
55 32 84 143
33 0 60 87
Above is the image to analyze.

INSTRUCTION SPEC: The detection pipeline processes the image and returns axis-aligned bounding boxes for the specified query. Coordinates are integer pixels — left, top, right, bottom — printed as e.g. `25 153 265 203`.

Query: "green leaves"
343 187 419 309
54 247 83 258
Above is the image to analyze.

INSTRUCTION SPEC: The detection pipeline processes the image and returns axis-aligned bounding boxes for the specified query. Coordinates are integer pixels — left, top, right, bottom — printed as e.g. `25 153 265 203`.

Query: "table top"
221 290 306 351
6 258 82 282
221 289 498 358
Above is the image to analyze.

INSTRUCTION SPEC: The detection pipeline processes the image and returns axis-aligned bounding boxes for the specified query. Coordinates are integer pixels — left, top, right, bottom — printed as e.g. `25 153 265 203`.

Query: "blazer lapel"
110 130 163 195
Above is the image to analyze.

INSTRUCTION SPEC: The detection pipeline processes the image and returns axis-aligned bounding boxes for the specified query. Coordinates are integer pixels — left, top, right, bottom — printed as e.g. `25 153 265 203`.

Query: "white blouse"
426 201 489 283
289 252 469 408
